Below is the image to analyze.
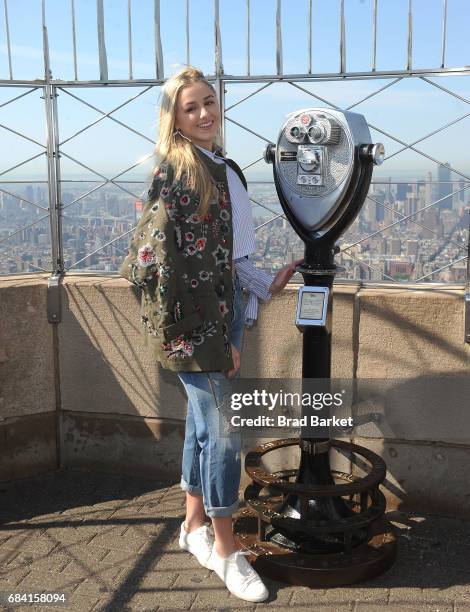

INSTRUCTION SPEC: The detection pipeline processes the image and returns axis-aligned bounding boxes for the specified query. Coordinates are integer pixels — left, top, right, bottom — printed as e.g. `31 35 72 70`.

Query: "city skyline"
1 160 468 283
0 1 468 281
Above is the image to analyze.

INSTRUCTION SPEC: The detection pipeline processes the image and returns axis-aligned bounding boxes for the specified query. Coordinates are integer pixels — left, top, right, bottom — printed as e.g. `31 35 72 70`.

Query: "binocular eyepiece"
264 108 384 242
287 112 342 147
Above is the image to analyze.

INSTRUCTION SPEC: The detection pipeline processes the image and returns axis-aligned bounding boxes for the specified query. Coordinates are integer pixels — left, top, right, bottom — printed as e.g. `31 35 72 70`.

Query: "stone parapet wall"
0 274 468 515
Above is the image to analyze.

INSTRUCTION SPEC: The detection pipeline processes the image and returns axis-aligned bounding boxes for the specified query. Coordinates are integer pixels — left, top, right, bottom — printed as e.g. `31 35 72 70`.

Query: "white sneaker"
208 546 269 603
178 522 214 569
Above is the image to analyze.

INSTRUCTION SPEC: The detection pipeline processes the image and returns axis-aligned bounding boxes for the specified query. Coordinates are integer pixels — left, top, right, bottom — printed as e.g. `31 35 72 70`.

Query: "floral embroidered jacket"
119 148 247 372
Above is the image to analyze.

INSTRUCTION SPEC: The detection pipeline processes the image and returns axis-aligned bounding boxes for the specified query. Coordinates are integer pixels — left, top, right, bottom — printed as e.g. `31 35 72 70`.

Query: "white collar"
195 144 225 161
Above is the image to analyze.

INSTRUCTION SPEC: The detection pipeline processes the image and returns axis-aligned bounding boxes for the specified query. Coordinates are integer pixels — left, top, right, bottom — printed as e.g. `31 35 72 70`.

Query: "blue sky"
0 0 469 182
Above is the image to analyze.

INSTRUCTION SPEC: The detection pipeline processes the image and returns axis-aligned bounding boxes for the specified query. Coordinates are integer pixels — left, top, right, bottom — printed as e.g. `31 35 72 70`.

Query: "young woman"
120 66 301 602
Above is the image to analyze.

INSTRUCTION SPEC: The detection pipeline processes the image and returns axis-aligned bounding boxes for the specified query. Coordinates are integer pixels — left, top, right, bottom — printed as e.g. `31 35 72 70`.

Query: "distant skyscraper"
456 179 466 208
437 163 452 210
396 183 410 201
26 185 34 202
425 172 432 206
374 189 385 223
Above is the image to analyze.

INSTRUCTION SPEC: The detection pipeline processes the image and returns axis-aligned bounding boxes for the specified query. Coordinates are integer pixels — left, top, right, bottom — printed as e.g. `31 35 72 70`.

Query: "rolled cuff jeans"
177 273 244 518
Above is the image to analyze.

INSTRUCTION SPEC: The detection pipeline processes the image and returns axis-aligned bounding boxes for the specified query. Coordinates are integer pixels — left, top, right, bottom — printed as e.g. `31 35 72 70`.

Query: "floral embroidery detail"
185 232 195 242
151 228 166 241
222 323 230 357
195 238 206 251
154 166 167 180
190 279 199 288
161 319 218 360
158 263 171 278
180 194 190 206
187 213 201 224
186 244 197 256
160 186 170 198
175 225 183 249
199 270 211 281
174 301 182 321
129 266 147 288
151 203 159 212
141 312 162 338
163 336 194 359
220 209 230 221
212 244 229 267
212 219 220 239
219 301 229 316
217 183 230 208
138 244 156 267
165 201 177 221
200 321 217 337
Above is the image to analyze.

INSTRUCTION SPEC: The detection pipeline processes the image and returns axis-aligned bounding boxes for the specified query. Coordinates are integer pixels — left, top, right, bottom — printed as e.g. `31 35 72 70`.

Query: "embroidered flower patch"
187 213 201 224
199 270 211 281
151 228 165 241
138 244 156 267
220 209 230 221
163 336 194 359
190 279 199 288
196 238 206 251
154 167 167 180
180 195 190 206
186 244 197 256
185 232 195 242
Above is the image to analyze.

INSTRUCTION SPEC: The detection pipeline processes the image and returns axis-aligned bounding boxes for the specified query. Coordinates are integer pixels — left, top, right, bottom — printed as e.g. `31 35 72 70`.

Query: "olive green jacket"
119 148 246 372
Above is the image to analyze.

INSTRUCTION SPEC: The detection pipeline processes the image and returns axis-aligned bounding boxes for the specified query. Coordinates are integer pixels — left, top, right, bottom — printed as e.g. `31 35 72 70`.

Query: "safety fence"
0 0 468 284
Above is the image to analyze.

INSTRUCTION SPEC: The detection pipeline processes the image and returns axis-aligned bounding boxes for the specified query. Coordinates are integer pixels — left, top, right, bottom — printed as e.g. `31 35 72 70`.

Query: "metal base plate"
234 508 397 588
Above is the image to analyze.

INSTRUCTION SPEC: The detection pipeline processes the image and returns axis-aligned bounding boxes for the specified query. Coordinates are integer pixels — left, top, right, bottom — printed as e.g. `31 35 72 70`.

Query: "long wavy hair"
154 66 222 217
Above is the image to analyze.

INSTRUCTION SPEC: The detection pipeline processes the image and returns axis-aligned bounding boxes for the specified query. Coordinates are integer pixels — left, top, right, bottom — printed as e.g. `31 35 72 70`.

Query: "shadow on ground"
0 469 469 611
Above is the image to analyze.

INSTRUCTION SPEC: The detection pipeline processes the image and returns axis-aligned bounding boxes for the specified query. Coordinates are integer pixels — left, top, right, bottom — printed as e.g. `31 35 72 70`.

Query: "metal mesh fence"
0 0 468 283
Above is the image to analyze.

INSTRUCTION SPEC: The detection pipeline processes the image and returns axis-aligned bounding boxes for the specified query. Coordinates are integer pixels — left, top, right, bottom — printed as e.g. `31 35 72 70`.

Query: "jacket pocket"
159 312 204 342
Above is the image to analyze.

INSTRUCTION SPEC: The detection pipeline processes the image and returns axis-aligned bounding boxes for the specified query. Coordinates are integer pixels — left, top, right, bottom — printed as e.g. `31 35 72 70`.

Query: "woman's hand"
269 258 304 295
225 343 241 378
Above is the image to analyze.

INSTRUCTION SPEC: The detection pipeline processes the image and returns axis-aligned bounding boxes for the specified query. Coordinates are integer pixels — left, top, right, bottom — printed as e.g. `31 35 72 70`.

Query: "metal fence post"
464 211 470 343
43 19 64 275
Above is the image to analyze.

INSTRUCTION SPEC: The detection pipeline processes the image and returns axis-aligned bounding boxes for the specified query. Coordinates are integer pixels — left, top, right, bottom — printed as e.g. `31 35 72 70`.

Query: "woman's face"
174 81 220 150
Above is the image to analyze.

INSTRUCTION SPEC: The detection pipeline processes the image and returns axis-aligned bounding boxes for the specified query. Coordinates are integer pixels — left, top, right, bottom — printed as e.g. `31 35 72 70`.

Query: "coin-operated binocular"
234 109 396 587
264 107 384 299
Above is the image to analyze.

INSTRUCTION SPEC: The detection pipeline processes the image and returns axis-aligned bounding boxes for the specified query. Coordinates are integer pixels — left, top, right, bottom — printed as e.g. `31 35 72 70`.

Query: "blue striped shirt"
196 145 274 326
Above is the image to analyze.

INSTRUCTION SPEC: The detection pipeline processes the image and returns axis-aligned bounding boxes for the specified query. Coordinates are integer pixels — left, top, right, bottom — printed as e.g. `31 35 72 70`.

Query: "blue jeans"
177 274 244 518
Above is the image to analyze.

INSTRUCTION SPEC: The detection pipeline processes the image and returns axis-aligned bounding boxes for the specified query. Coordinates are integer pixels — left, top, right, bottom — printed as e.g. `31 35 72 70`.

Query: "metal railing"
0 0 468 287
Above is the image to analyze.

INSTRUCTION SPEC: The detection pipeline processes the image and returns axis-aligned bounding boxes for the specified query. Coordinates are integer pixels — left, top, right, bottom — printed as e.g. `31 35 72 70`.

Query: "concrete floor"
0 469 469 612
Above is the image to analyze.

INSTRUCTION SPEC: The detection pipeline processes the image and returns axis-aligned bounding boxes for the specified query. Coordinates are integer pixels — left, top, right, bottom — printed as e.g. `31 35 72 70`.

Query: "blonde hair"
154 66 222 217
